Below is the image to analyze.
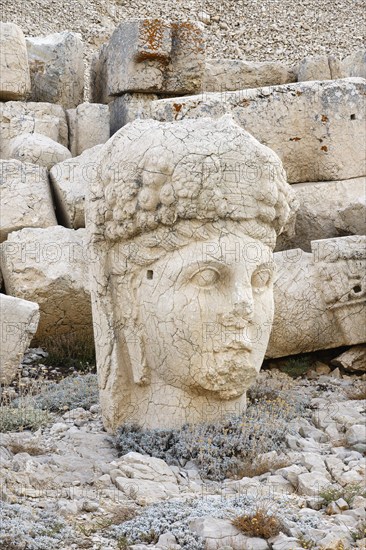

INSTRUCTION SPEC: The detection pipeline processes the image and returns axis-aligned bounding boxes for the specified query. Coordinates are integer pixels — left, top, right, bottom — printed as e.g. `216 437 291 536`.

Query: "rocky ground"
1 352 365 549
2 0 364 66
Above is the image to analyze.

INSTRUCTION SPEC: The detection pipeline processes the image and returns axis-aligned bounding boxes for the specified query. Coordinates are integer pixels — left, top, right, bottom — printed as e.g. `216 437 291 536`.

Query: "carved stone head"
87 116 297 430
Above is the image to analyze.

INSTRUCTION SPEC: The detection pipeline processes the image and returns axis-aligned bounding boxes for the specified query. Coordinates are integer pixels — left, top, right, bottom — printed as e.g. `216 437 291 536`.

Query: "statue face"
136 229 275 398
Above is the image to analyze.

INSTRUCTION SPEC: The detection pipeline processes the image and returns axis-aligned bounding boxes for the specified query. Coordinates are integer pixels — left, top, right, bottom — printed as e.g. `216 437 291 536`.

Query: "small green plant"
0 406 50 433
351 521 366 541
117 536 129 550
297 534 318 549
231 507 284 538
140 529 159 544
278 356 313 378
42 331 96 372
320 483 366 507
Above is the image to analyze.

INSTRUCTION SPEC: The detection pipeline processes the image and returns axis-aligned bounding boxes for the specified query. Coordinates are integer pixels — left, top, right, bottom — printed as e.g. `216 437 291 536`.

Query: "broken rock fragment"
0 294 39 385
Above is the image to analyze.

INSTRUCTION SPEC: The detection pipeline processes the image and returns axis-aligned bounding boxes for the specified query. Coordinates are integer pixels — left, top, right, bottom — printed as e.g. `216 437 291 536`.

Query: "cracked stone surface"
0 160 57 243
91 19 205 103
0 226 92 343
140 78 366 184
0 294 39 385
203 58 296 92
7 133 72 170
50 144 104 229
268 235 366 357
275 177 366 252
86 115 297 430
67 102 110 157
26 31 84 109
0 101 68 158
0 22 31 101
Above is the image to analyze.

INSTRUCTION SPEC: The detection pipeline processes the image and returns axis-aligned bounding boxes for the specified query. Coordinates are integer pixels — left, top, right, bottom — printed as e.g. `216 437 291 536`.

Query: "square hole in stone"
147 270 153 280
350 114 356 120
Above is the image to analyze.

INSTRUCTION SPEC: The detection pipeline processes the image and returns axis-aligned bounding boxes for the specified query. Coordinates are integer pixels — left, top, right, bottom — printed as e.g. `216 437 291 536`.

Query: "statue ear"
124 320 150 386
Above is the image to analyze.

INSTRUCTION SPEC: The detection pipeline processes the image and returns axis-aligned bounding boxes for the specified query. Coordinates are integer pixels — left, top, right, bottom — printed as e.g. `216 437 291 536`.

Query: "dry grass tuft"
233 455 291 479
108 507 137 525
6 441 46 456
346 382 366 401
232 507 284 538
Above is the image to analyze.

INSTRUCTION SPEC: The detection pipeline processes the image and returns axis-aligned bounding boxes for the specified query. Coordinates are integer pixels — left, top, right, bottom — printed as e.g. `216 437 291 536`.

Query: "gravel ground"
2 0 365 64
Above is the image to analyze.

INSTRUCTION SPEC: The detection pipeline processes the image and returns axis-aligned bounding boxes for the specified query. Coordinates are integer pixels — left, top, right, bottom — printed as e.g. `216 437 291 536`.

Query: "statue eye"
251 268 272 290
190 267 221 288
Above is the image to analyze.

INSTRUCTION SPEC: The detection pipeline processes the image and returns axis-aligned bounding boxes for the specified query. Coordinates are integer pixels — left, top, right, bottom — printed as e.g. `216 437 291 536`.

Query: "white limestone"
268 235 366 357
297 55 331 81
0 294 39 385
109 93 158 135
276 177 366 251
0 160 57 243
26 31 84 109
0 101 68 158
203 58 296 92
145 78 366 183
91 19 205 102
67 102 110 157
0 226 92 342
0 22 31 100
7 133 71 169
50 144 103 229
342 49 366 79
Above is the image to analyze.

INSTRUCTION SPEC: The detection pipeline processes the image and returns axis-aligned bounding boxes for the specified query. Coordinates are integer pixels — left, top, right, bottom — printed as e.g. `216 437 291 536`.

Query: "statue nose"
232 300 254 319
232 283 254 319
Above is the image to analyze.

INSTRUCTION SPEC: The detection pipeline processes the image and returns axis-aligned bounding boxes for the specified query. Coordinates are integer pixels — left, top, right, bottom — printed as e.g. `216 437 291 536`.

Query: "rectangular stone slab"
0 22 31 100
145 78 366 183
267 235 366 357
275 177 366 252
0 101 68 158
0 160 57 243
0 226 92 343
91 19 205 102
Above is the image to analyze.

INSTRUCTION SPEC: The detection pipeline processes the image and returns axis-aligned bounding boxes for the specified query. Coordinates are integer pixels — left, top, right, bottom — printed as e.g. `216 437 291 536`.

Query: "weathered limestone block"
0 160 57 243
0 294 39 385
145 78 366 183
109 93 158 135
86 115 297 431
275 177 366 251
0 226 92 342
328 55 347 79
50 144 103 229
0 102 68 158
26 32 84 109
91 20 205 102
268 235 366 357
111 452 179 505
335 195 366 235
331 346 366 372
203 58 296 92
297 55 332 81
7 133 71 169
342 50 366 79
0 22 31 100
67 102 110 157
